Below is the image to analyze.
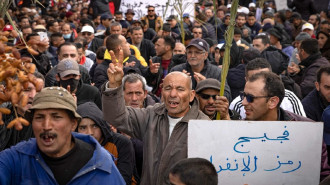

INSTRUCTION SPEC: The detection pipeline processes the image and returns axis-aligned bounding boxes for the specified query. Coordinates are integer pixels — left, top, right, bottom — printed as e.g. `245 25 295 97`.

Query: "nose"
207 97 215 104
86 127 93 136
170 89 178 98
43 116 53 131
132 93 138 101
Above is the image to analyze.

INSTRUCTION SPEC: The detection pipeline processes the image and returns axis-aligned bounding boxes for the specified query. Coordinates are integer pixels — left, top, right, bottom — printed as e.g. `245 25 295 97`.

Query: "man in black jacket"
171 38 231 101
81 25 103 53
56 58 101 109
302 66 330 121
129 26 156 62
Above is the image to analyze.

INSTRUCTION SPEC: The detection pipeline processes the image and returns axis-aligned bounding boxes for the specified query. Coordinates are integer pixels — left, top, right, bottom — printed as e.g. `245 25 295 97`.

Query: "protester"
77 102 138 185
169 158 218 185
0 87 125 184
103 54 209 184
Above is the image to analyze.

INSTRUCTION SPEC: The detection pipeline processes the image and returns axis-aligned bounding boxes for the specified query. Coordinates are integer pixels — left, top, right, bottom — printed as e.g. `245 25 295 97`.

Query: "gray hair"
122 73 147 91
110 22 122 31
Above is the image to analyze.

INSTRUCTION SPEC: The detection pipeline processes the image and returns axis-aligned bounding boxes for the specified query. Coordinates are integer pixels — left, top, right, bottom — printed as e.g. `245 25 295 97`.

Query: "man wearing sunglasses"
81 25 103 53
230 58 305 119
141 5 163 33
195 78 240 120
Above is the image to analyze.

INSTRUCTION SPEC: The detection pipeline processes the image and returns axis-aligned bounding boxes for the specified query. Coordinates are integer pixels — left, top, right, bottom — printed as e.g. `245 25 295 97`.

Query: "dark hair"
254 34 270 45
21 26 32 31
130 26 143 34
58 42 77 55
317 66 330 83
236 13 246 19
105 34 122 52
245 58 272 76
242 48 261 64
248 71 285 107
300 38 319 55
96 46 106 60
46 20 58 30
248 12 255 17
159 35 176 50
276 10 286 23
50 32 63 44
26 33 40 42
169 158 218 185
234 27 242 35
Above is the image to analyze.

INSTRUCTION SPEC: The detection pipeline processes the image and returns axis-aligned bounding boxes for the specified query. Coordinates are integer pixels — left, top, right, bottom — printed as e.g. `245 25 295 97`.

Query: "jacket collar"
16 132 114 174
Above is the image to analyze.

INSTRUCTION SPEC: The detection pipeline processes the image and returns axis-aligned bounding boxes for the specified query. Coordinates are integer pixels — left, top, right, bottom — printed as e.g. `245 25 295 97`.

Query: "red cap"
3 25 13 31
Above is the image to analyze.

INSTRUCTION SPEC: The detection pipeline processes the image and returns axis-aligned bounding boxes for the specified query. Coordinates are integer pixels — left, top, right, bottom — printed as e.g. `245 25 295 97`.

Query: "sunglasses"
239 91 271 103
198 93 217 100
82 32 92 36
148 9 155 12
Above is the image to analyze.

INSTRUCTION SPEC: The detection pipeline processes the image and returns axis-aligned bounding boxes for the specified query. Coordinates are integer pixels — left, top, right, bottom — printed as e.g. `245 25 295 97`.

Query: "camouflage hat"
25 87 81 121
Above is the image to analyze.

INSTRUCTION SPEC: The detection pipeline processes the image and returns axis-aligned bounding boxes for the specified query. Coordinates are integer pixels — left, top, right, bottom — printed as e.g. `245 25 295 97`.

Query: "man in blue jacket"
0 87 125 185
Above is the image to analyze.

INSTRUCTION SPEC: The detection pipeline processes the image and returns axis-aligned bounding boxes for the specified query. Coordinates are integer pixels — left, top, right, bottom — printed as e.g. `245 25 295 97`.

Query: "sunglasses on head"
198 93 217 100
239 91 271 103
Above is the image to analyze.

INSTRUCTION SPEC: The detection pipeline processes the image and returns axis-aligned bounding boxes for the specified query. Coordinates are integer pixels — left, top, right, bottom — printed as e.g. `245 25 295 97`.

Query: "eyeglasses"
148 9 154 12
239 91 271 103
82 32 92 36
187 50 205 56
198 93 217 100
193 32 202 34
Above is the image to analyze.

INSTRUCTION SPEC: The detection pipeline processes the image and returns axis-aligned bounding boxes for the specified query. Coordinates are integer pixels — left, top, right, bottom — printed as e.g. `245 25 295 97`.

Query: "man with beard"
55 58 101 109
302 67 330 121
0 72 44 151
0 87 125 184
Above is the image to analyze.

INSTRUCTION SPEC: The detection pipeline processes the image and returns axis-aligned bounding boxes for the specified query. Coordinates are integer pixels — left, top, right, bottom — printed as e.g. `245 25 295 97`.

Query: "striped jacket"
229 89 306 119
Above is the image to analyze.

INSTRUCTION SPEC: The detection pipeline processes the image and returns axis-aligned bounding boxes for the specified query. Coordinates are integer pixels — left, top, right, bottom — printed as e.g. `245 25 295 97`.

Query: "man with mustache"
0 87 125 184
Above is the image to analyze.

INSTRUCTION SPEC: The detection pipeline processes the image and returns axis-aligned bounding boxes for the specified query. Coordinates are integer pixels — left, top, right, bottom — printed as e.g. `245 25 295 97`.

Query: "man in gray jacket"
102 51 209 185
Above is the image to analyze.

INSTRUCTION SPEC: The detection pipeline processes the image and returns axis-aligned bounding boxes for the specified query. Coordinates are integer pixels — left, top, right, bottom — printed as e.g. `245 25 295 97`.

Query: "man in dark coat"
81 25 103 53
302 66 330 121
288 38 330 97
171 38 231 101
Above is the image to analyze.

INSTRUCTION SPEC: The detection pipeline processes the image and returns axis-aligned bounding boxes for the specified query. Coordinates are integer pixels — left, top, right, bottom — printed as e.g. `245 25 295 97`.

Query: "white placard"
274 0 288 11
188 120 323 185
120 0 196 21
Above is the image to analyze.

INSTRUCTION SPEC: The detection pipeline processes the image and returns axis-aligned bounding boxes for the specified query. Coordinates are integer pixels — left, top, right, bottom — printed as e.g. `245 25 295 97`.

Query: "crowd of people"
0 0 330 184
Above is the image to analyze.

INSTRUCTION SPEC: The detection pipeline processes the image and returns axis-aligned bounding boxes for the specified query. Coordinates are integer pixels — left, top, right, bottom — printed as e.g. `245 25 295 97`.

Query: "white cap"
227 4 231 8
216 43 225 50
81 25 95 33
241 7 249 14
302 23 314 31
249 2 256 7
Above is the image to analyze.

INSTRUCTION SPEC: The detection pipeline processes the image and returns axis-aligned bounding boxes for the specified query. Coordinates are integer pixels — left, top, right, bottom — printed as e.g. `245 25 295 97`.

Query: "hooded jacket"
77 102 138 185
0 132 125 185
261 46 290 75
102 85 210 185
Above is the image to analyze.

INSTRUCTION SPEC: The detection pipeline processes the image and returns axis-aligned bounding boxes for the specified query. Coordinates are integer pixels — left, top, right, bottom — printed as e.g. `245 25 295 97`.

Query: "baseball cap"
183 13 189 18
162 23 171 32
322 106 330 145
57 59 80 77
125 9 135 15
249 2 256 7
302 23 314 31
25 87 81 122
216 43 225 50
100 14 113 20
81 25 94 33
34 25 46 31
3 25 13 31
186 38 209 52
227 4 231 9
196 78 221 94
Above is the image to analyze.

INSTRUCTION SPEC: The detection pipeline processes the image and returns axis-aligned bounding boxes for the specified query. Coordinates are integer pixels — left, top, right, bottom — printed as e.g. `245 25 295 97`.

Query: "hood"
76 102 113 145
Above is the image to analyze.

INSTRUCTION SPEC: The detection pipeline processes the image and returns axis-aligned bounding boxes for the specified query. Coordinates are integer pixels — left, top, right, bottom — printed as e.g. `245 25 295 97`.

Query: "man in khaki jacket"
102 50 209 185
